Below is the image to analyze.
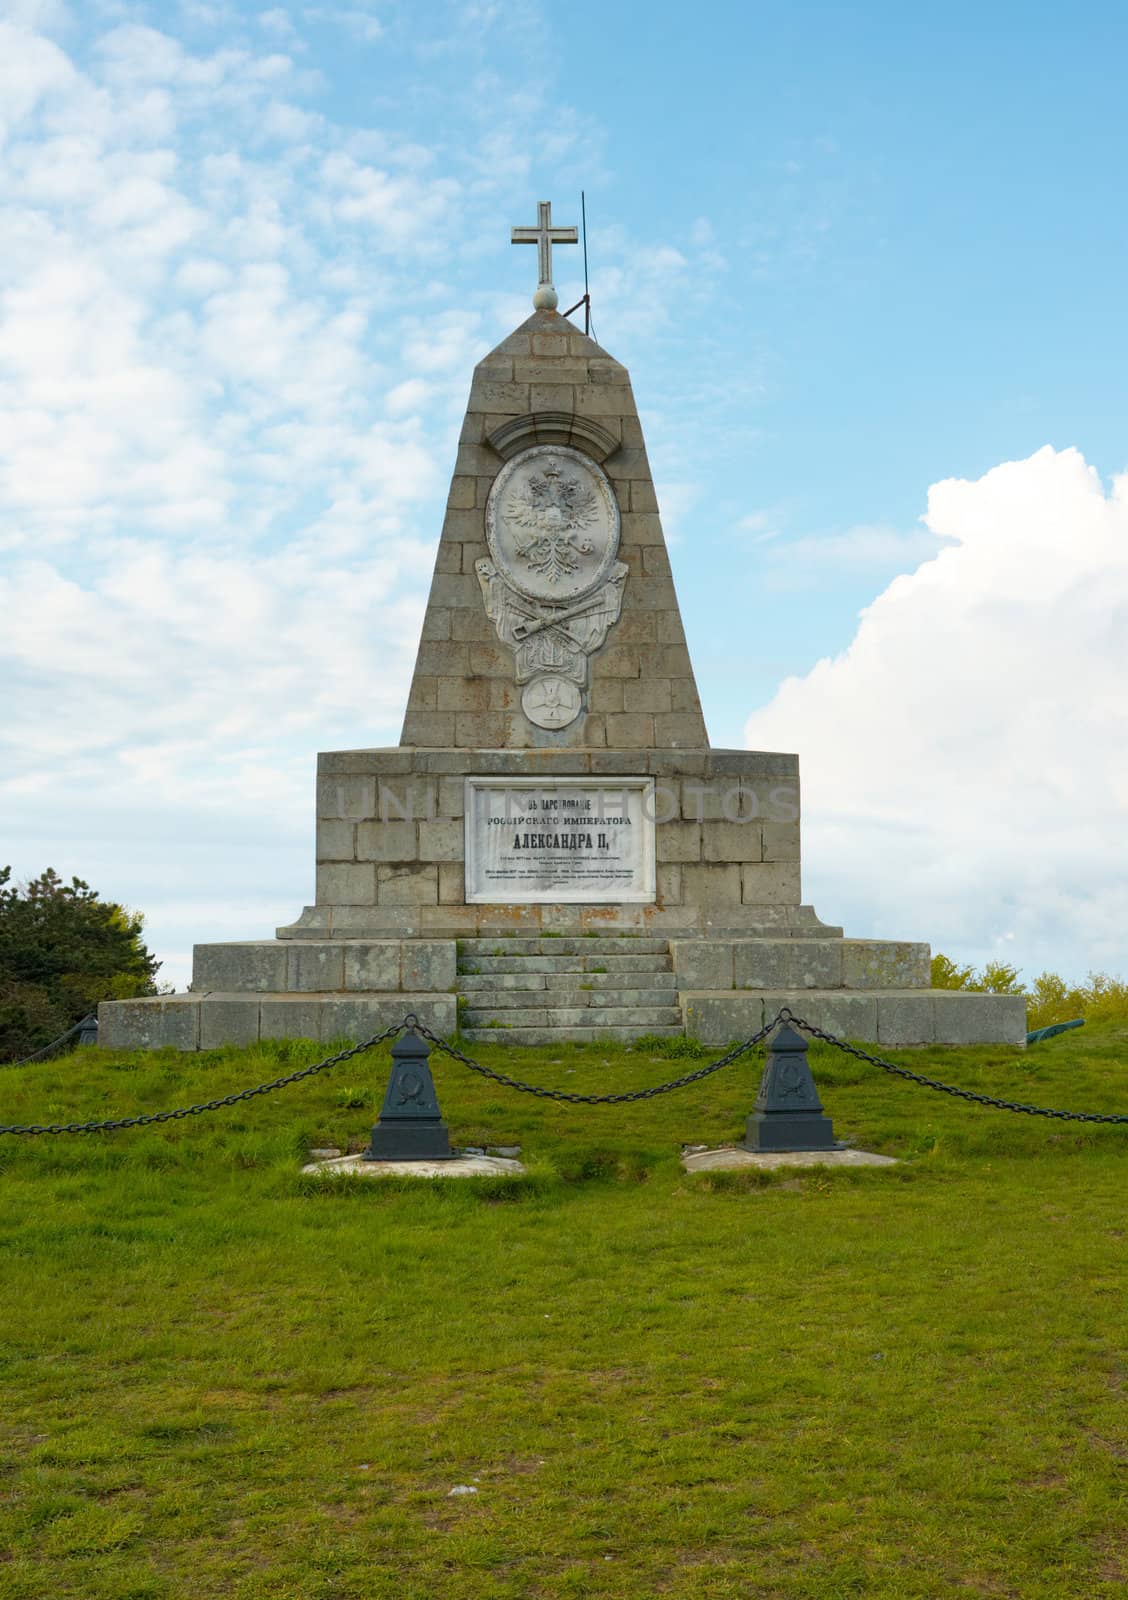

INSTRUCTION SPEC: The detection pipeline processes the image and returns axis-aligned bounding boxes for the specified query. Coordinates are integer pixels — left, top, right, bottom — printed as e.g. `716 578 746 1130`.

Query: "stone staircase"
456 936 682 1045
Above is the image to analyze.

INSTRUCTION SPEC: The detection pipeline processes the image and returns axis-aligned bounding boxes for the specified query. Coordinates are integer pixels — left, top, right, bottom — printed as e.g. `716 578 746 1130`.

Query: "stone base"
300 1152 525 1179
297 745 811 939
97 992 455 1052
681 989 1027 1047
682 1146 898 1173
98 965 1027 1053
98 972 1027 1053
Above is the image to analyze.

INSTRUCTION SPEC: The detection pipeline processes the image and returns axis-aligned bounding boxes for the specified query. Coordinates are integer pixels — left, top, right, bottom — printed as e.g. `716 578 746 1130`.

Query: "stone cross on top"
511 199 577 311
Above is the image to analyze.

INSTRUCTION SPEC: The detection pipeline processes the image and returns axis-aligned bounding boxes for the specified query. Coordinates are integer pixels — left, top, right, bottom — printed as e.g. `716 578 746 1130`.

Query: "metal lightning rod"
581 190 590 336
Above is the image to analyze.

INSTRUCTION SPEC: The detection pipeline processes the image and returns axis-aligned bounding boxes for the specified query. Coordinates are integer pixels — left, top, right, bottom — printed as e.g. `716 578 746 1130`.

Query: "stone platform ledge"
681 989 1027 1047
276 903 839 941
97 992 456 1052
318 745 799 779
671 936 929 993
300 1153 525 1179
682 1146 897 1173
192 938 455 995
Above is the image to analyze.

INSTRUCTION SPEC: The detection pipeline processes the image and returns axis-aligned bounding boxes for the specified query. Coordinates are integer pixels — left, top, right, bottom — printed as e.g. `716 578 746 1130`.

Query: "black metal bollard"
364 1027 453 1161
76 1014 99 1048
743 1021 837 1152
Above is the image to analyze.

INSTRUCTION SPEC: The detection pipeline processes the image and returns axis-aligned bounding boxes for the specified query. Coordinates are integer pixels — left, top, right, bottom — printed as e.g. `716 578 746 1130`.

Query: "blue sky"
3 0 1127 988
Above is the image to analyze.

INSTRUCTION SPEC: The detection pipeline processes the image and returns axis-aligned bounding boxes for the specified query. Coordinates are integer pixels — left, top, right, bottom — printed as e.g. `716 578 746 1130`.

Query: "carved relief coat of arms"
478 445 626 730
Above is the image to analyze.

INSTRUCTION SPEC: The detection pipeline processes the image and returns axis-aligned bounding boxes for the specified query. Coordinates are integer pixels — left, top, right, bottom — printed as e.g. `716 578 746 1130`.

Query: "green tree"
930 953 977 990
1025 969 1128 1030
930 953 1026 994
0 867 161 1061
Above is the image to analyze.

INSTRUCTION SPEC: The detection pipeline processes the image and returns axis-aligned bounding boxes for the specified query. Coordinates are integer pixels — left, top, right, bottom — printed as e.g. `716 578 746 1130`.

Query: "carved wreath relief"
478 445 626 729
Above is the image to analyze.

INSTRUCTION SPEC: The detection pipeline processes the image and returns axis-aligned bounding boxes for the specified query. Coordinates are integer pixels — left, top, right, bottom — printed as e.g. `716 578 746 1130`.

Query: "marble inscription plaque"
464 777 656 904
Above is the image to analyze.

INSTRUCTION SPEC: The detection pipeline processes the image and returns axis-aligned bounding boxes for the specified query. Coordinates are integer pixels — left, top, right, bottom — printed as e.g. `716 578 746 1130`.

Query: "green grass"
1 1025 1126 1598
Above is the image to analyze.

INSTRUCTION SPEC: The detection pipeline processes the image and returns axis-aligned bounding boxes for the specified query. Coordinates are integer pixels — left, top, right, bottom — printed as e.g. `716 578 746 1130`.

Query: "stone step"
458 987 680 1011
544 969 676 992
455 970 679 993
459 953 672 975
456 971 553 991
458 956 583 975
461 1024 685 1046
461 1005 683 1030
457 936 670 957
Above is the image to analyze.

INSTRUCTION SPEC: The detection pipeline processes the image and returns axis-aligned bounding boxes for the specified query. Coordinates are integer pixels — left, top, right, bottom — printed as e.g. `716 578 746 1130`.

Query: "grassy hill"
1 1024 1126 1598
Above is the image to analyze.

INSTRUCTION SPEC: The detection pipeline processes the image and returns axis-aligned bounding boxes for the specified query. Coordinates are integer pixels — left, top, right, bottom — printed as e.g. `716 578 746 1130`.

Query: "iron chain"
412 1015 776 1103
783 1010 1128 1124
0 1023 404 1137
3 1015 96 1070
4 1004 1126 1138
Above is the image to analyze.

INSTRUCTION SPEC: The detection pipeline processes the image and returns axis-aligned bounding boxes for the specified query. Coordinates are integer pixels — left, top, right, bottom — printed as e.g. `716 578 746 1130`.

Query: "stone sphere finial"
533 283 558 311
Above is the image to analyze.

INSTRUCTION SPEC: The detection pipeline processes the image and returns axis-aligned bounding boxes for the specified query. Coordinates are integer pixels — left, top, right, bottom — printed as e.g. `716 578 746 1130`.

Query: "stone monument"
99 203 1026 1052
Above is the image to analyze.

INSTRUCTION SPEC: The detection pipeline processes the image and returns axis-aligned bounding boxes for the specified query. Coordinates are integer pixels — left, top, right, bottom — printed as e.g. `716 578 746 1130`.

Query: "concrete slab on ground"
682 1145 898 1172
300 1152 525 1179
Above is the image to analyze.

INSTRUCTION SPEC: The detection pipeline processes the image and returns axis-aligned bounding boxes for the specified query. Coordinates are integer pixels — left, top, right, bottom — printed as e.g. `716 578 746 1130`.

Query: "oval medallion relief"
485 445 621 604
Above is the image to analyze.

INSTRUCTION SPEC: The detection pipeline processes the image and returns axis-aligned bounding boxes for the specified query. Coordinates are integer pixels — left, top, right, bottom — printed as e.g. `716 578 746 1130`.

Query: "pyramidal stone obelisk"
99 203 1026 1051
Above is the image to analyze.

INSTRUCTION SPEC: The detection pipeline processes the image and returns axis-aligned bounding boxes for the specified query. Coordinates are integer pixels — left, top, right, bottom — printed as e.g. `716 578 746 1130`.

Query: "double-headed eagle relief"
506 457 600 585
479 445 626 730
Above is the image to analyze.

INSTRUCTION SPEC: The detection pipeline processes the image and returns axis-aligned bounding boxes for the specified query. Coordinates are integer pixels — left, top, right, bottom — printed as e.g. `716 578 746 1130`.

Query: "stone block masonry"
278 745 825 940
98 993 458 1052
680 990 1027 1048
193 939 456 994
98 937 460 1051
98 285 1024 1051
400 309 709 753
670 938 930 993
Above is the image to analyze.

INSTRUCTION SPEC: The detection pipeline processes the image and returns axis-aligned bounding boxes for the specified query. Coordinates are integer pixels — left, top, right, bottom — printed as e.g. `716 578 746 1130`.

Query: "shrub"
0 867 161 1061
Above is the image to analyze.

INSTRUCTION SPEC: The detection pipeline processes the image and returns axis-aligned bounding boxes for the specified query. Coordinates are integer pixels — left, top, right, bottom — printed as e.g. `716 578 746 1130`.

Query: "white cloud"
744 445 1128 980
0 0 71 26
384 376 431 415
401 309 487 375
0 12 457 984
258 6 300 38
257 98 320 140
0 4 733 992
96 24 244 88
753 521 954 589
0 20 75 141
737 510 781 542
585 226 702 338
299 4 383 44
